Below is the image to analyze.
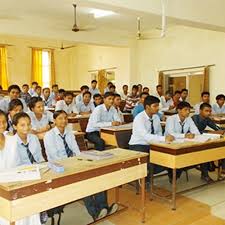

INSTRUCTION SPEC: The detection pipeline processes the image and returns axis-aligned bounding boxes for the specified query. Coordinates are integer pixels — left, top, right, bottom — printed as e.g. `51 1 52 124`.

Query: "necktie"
149 118 155 134
21 143 37 164
59 134 74 157
179 122 185 134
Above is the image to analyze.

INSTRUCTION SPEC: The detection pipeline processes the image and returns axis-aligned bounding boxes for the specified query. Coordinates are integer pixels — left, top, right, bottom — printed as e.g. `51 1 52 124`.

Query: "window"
42 51 51 88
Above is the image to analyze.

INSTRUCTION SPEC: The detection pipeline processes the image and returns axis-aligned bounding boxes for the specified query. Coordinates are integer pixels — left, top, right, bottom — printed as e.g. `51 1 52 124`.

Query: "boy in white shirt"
212 94 225 114
76 91 95 115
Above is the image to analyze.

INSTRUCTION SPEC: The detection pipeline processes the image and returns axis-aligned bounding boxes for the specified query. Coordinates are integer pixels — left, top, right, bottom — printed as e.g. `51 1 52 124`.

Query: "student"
28 81 38 96
155 85 163 100
104 82 113 94
124 85 139 113
194 91 210 114
160 91 174 111
44 110 118 221
75 85 89 104
143 87 150 94
120 84 129 100
165 101 200 139
113 94 124 123
89 80 100 96
21 84 31 104
172 90 181 108
86 92 122 150
0 84 28 113
7 99 23 133
129 96 174 175
28 97 54 134
93 93 103 107
192 103 225 182
212 94 225 114
109 84 116 94
33 86 42 98
56 89 66 101
42 87 55 108
55 91 78 116
137 84 143 96
50 84 59 100
132 92 149 118
76 91 95 115
180 89 188 102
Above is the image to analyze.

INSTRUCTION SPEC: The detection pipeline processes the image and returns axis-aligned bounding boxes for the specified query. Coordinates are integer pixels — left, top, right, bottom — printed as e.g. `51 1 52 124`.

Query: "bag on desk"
47 205 65 225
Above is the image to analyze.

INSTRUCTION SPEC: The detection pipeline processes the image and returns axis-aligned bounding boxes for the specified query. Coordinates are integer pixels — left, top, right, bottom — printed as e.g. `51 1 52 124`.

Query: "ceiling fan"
72 4 96 32
48 42 76 50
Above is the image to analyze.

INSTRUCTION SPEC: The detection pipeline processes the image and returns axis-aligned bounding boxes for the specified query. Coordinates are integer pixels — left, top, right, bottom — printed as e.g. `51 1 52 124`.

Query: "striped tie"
59 134 74 157
21 143 37 164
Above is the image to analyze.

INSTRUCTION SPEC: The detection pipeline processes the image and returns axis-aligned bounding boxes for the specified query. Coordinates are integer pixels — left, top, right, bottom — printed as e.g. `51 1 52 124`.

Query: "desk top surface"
101 123 133 132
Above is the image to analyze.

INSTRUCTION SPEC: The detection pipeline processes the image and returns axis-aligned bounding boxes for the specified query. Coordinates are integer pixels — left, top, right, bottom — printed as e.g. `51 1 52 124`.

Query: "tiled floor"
46 169 225 225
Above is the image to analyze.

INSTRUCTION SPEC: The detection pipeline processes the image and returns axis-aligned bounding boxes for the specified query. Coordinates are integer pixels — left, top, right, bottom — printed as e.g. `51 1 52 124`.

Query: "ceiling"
0 0 224 47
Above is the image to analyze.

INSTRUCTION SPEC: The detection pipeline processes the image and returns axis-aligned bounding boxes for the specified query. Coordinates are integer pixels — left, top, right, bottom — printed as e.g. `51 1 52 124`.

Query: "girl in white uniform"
0 110 42 225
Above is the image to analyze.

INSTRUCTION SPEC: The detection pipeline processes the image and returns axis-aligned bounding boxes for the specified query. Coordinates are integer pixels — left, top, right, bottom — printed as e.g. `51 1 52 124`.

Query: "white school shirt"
86 104 121 133
89 88 100 96
160 96 174 111
0 97 28 113
42 96 55 108
212 103 225 114
75 94 83 104
27 111 53 130
120 92 129 100
44 127 81 162
55 100 78 114
165 114 200 139
194 102 203 115
129 111 165 145
115 106 124 123
76 101 95 113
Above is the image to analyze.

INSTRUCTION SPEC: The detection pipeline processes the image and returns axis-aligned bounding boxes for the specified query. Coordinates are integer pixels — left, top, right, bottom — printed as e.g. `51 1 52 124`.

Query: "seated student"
55 91 78 116
28 81 38 96
124 85 139 113
165 101 200 139
7 99 23 133
129 96 174 175
172 90 182 108
50 84 59 101
56 88 66 101
28 97 54 134
104 82 113 94
143 87 150 94
33 85 42 98
76 91 95 115
93 93 103 107
0 84 28 113
160 91 175 111
75 85 89 104
113 94 124 123
154 85 163 100
120 84 129 100
44 110 118 221
212 94 225 114
194 91 210 114
0 110 43 225
132 92 149 118
86 92 122 150
109 84 116 94
192 103 225 182
21 84 31 104
180 89 188 102
137 84 143 96
89 80 100 96
42 87 55 108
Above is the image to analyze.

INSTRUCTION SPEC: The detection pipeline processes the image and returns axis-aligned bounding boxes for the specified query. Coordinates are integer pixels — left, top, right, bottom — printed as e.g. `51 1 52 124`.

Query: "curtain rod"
28 46 54 51
0 44 14 47
88 67 117 73
159 64 215 73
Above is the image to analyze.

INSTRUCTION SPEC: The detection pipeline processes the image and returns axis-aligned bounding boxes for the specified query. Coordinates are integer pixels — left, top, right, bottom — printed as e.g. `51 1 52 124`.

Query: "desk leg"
217 160 221 180
149 164 154 201
115 186 120 204
172 169 176 210
141 177 146 223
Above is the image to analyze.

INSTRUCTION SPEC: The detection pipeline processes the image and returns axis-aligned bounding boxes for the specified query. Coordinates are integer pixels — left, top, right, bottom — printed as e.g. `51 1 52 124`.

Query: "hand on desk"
165 135 175 143
185 133 195 139
112 121 121 126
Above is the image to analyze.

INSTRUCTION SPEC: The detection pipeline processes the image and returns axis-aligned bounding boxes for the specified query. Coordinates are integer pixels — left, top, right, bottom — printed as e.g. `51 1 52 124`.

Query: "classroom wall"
134 25 225 100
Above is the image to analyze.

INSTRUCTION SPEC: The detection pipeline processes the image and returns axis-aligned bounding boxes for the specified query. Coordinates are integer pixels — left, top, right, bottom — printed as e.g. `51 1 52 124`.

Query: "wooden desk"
149 138 225 210
0 149 148 224
68 115 90 132
211 114 225 125
123 113 133 123
101 124 132 148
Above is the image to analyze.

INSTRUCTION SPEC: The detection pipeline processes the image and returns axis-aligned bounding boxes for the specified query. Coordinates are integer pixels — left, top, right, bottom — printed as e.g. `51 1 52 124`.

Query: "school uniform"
55 100 78 114
42 96 55 108
120 92 129 100
0 97 28 113
132 103 144 118
194 102 203 114
104 87 110 94
89 88 100 96
212 103 225 114
27 111 53 131
7 115 13 133
28 88 37 97
20 92 31 105
86 104 121 150
76 101 95 114
44 126 108 220
75 94 83 104
160 96 174 111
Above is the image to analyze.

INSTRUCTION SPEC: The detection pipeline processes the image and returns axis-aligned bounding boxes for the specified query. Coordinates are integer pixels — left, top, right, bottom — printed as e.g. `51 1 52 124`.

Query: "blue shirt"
0 97 28 113
76 101 95 114
16 133 44 165
44 127 81 161
132 103 144 118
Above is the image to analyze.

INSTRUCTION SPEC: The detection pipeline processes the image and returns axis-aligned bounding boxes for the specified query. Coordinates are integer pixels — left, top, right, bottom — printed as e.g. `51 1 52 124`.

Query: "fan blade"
61 45 76 49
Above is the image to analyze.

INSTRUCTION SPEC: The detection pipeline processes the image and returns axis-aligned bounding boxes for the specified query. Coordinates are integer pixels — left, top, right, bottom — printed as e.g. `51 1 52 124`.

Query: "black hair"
174 90 181 95
200 103 212 110
176 101 191 110
53 110 68 119
109 84 116 89
201 91 210 97
0 110 7 121
58 89 65 94
104 92 115 99
31 81 38 86
36 85 41 90
140 92 149 98
181 88 188 93
52 84 58 88
80 85 89 91
8 99 24 112
123 85 128 88
143 87 149 90
91 80 97 84
132 85 138 90
216 94 225 101
64 91 73 98
8 85 21 93
107 82 113 86
156 85 162 89
83 91 92 97
144 95 160 109
138 84 142 87
22 84 29 88
114 93 121 98
12 112 31 126
93 93 102 99
43 87 50 92
28 97 43 110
